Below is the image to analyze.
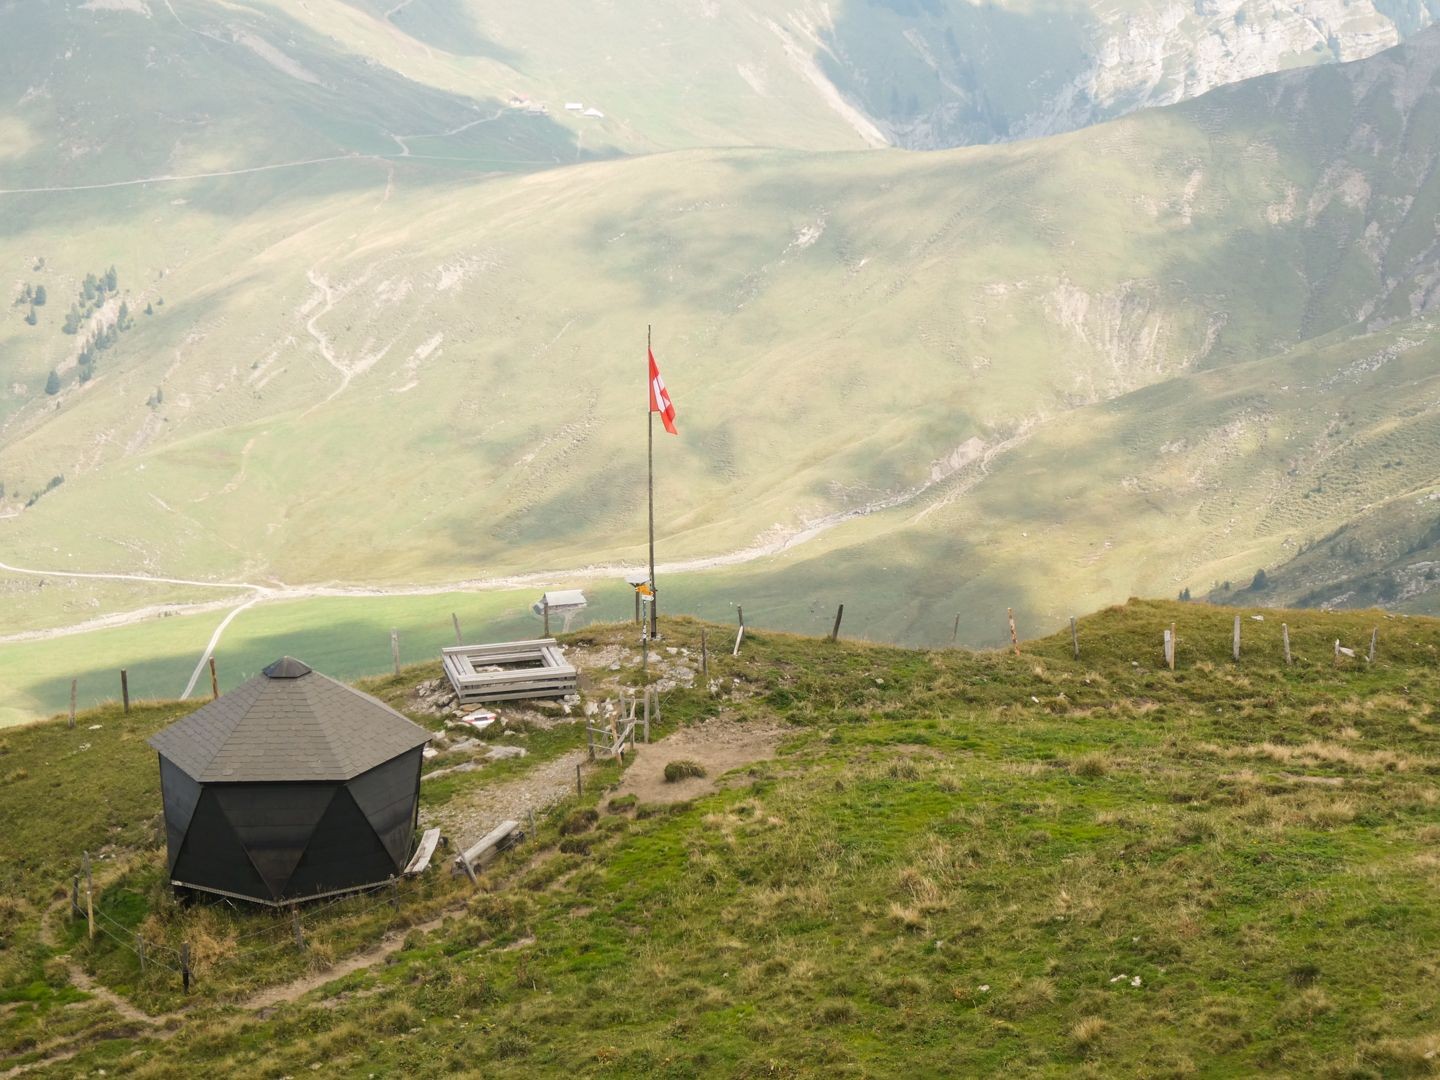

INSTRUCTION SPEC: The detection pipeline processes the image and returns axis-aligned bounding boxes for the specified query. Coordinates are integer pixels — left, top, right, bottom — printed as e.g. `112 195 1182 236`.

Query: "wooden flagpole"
648 325 657 640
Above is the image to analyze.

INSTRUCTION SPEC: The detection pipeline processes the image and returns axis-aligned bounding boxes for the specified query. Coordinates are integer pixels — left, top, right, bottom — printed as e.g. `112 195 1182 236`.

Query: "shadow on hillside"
19 592 645 725
0 1 601 226
341 0 520 62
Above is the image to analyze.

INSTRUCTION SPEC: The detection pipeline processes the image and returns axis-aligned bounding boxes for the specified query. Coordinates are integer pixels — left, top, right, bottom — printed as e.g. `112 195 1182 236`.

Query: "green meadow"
0 583 641 727
3 602 1438 1076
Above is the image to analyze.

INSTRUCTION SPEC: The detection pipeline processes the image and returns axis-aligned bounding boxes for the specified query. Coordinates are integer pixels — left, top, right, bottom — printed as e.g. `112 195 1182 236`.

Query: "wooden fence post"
120 669 130 714
452 612 463 645
136 934 146 973
733 624 745 657
952 614 960 647
1334 639 1341 664
83 851 94 940
1070 617 1079 661
575 762 583 797
181 942 191 994
1008 609 1020 656
634 591 641 625
72 876 80 919
69 679 77 729
390 629 401 676
209 656 219 700
830 604 845 643
1369 627 1377 663
1163 628 1173 671
643 689 652 742
1282 623 1292 666
543 597 550 638
291 907 305 951
587 725 595 762
1232 616 1241 662
700 628 709 681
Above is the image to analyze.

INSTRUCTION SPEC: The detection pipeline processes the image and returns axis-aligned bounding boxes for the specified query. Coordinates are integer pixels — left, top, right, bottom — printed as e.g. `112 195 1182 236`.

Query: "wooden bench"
453 820 520 883
403 828 442 875
442 639 578 703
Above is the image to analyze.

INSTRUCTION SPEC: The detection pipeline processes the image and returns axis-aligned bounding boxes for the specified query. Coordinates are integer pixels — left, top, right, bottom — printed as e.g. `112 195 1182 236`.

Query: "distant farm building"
532 589 587 617
147 657 431 906
564 102 583 111
582 107 605 119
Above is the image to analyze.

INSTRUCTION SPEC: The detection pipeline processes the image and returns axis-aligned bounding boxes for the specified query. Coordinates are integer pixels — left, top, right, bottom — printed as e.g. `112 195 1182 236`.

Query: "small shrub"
607 794 637 814
373 1001 421 1035
1071 1016 1108 1049
1070 753 1110 778
559 835 594 855
559 809 599 835
887 759 921 780
664 760 706 783
812 999 858 1026
492 1031 533 1059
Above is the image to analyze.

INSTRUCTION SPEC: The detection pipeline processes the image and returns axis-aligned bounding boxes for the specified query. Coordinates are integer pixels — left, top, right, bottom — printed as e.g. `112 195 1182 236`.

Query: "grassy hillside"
2 602 1439 1075
0 582 639 727
271 0 1440 150
3 30 1440 723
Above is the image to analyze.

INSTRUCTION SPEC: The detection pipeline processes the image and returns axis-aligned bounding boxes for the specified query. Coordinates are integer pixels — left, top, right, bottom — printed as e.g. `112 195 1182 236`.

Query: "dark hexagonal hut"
147 657 431 905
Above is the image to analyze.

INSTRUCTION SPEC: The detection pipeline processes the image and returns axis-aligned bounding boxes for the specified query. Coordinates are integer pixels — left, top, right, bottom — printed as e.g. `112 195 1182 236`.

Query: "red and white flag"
649 348 678 435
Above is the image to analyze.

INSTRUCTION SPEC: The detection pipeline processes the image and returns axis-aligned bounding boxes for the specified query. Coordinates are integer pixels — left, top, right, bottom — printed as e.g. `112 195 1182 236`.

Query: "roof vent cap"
263 656 313 679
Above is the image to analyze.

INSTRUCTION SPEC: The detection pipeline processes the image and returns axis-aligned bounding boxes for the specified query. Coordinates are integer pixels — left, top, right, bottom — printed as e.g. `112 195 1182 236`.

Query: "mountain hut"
146 657 431 905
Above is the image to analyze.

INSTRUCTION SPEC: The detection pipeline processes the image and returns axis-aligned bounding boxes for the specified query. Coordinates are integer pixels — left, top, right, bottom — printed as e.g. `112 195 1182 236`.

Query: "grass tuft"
663 760 706 782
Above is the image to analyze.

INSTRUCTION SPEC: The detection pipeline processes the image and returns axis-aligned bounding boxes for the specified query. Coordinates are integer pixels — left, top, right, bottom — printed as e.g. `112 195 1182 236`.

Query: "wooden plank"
454 820 520 879
454 669 577 685
454 687 578 704
442 638 560 655
454 669 577 687
453 681 578 704
457 668 576 685
404 828 442 875
455 668 574 686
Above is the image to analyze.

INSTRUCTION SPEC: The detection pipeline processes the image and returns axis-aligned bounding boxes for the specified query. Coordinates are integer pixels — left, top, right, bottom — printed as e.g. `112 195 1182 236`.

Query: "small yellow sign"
633 582 654 597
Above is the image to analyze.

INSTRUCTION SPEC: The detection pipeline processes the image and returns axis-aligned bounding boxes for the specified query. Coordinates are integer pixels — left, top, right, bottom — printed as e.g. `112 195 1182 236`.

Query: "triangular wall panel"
159 756 203 876
285 787 394 899
346 749 422 869
172 789 273 901
211 783 338 899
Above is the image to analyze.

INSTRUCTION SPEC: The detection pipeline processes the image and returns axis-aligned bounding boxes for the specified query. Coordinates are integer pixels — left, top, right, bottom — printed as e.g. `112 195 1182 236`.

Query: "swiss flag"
649 348 678 435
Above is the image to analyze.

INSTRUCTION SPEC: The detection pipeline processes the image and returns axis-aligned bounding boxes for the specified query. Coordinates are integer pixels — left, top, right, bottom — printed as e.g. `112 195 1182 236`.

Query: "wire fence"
70 867 420 993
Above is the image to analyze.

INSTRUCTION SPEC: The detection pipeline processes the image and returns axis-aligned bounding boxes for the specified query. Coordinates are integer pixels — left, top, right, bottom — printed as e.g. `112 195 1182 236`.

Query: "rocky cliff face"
816 0 1439 148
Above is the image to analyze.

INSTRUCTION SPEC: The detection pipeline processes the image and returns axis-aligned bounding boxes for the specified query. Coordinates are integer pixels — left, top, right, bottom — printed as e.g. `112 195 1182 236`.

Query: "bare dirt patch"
421 749 588 844
614 717 786 805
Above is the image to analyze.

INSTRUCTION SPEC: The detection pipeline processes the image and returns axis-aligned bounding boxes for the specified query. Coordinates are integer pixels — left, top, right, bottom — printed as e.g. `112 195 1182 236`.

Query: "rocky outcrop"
822 1 1437 149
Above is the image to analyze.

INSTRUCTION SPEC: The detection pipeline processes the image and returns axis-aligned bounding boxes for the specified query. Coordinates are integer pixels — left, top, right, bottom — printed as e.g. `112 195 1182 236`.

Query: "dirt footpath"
421 749 589 843
612 718 785 805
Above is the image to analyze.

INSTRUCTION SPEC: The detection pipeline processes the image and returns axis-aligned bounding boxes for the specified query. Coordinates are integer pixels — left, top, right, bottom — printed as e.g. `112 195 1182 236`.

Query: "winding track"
0 426 1021 700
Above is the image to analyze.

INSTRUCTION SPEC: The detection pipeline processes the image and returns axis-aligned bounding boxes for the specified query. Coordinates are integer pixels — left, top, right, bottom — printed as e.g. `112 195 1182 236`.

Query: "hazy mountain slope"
316 0 1440 150
0 0 589 192
818 0 1440 147
3 31 1440 632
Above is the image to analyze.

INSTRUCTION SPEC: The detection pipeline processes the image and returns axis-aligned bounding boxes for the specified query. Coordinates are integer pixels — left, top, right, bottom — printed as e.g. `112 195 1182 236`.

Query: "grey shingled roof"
147 658 431 782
